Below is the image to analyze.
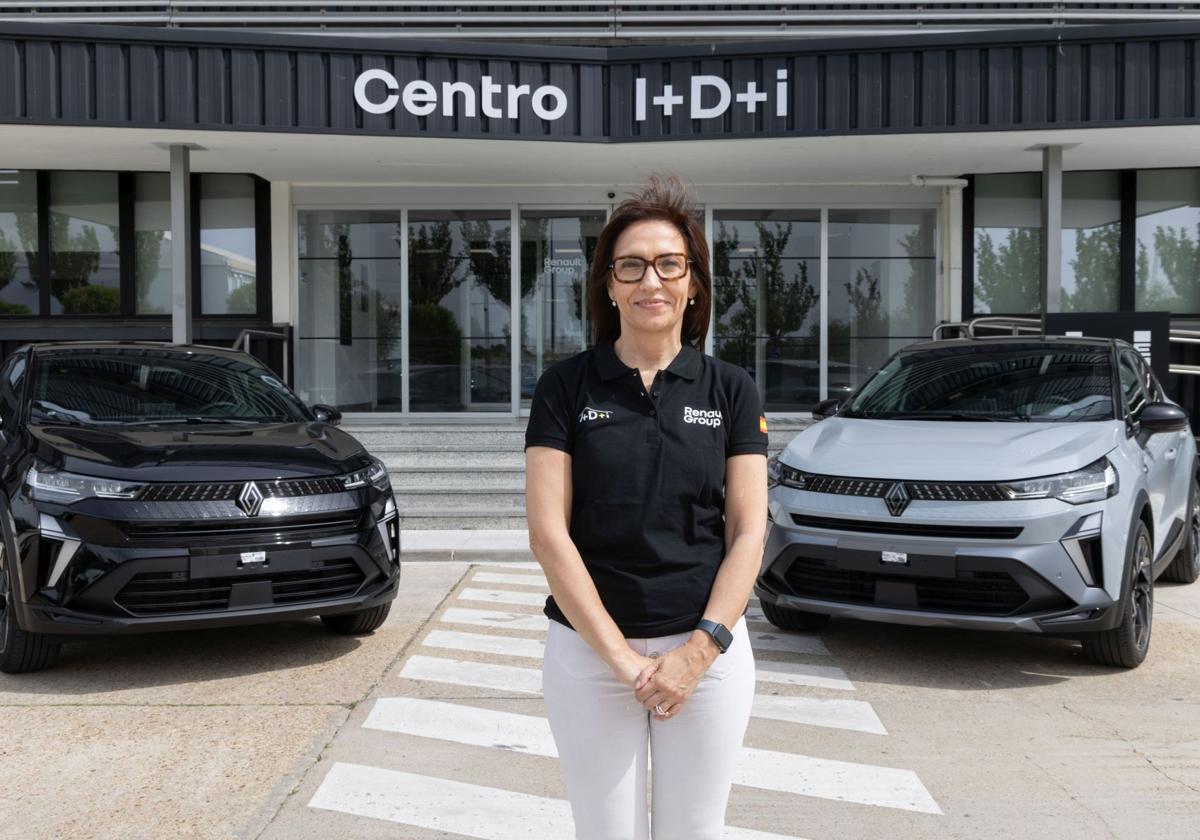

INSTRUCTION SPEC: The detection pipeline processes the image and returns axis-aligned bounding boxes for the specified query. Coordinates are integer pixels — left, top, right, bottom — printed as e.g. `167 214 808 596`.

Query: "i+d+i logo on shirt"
578 407 613 423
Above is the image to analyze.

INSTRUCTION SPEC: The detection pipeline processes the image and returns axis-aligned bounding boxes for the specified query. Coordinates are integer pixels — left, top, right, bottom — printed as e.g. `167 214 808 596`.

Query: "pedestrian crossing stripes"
459 587 548 607
755 659 855 691
310 762 805 840
440 607 549 632
473 571 551 588
750 630 830 656
423 628 547 660
399 654 875 734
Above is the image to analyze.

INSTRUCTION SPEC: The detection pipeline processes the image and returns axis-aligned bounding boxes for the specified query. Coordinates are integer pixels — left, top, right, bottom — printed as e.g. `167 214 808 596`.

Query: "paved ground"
1 562 1198 840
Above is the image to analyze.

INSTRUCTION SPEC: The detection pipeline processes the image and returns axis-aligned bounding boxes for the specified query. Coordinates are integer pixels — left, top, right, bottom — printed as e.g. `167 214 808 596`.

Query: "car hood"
780 417 1124 481
27 422 371 482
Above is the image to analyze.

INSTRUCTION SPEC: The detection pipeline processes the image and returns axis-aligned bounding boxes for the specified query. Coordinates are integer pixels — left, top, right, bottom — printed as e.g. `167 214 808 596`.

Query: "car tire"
1161 476 1200 584
1081 519 1153 669
0 546 61 674
320 602 392 635
761 600 831 632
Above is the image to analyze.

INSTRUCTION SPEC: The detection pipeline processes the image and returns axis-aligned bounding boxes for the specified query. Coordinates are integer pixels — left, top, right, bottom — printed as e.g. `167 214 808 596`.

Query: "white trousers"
542 617 755 840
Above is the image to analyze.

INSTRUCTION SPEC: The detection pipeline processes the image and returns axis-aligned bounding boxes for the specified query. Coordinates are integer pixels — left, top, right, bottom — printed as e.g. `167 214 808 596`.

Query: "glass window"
0 170 39 316
1061 172 1120 313
49 171 120 315
200 174 257 315
973 173 1042 315
713 210 820 412
408 211 512 412
134 173 172 315
1136 167 1200 313
296 210 403 411
1119 352 1148 420
520 211 604 404
828 209 937 398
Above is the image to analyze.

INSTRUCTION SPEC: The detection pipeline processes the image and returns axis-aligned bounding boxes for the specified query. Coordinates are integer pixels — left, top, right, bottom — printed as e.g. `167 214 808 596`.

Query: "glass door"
519 210 605 405
408 211 512 412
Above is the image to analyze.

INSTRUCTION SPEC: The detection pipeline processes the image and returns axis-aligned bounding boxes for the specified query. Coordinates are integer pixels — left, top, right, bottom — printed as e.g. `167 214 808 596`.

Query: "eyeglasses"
609 253 692 283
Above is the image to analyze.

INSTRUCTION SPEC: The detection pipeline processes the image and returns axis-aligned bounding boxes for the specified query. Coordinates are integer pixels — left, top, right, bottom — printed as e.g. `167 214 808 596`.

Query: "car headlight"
343 456 391 492
767 453 808 490
999 457 1118 505
26 464 143 502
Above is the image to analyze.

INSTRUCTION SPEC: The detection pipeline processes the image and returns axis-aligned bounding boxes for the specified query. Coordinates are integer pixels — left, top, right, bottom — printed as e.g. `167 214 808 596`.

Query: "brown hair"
587 174 711 348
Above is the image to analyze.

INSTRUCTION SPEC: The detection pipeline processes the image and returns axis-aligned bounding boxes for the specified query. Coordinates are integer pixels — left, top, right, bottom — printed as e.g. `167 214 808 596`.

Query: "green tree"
225 281 257 314
975 228 1041 314
0 229 15 294
1063 224 1120 312
1152 223 1200 310
60 284 120 314
407 221 462 306
134 230 168 313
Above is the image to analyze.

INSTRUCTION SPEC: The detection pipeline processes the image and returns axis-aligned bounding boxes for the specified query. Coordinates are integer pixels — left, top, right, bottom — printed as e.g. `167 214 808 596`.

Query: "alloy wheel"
1191 491 1200 568
1131 533 1154 652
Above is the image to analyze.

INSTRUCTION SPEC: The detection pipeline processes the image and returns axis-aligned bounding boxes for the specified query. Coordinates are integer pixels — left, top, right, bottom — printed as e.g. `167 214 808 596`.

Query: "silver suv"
757 337 1198 668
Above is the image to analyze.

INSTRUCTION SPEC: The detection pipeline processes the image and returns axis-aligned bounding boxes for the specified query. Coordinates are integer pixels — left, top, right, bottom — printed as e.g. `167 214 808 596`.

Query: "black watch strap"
696 619 733 654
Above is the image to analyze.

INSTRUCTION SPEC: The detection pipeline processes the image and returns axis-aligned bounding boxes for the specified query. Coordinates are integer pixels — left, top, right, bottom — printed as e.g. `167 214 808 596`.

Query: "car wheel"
320 602 392 635
0 542 61 674
1081 520 1153 668
1161 476 1200 584
761 599 831 632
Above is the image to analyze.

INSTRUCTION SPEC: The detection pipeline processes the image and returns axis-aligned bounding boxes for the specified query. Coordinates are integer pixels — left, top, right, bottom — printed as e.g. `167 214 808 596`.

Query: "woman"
525 174 769 840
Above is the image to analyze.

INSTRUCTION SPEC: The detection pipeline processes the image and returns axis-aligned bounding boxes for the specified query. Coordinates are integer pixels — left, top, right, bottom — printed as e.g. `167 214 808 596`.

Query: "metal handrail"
234 328 290 385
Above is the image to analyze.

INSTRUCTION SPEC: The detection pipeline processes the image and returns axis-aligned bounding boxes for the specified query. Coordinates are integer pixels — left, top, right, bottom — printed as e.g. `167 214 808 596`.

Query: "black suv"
0 342 401 673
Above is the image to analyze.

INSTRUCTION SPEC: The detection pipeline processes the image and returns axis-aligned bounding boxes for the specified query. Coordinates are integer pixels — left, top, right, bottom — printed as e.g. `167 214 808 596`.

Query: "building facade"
1 15 1199 418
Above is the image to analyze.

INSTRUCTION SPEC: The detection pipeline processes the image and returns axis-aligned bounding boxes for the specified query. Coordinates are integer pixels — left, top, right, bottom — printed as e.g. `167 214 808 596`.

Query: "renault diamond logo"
236 481 264 517
884 482 910 517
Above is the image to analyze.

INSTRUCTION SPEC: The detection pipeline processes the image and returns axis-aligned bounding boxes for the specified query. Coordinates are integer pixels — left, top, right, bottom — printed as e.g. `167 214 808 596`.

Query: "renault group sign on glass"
353 68 794 122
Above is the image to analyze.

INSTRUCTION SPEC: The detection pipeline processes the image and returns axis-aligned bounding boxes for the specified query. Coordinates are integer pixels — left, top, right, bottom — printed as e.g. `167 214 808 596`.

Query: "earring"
610 299 616 307
688 298 695 306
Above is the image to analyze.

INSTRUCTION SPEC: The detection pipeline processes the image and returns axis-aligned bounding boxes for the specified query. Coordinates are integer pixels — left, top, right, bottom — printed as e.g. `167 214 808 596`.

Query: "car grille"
115 558 367 616
783 557 1029 616
138 477 346 503
791 514 1023 540
792 473 1009 502
121 513 361 544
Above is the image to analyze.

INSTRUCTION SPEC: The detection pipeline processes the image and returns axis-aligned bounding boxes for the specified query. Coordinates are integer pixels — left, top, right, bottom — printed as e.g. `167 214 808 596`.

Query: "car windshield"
29 348 310 425
842 343 1115 422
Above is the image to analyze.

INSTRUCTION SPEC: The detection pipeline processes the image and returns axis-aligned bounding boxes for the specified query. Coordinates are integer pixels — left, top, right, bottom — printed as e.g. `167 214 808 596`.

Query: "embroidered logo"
578 406 614 423
684 406 723 427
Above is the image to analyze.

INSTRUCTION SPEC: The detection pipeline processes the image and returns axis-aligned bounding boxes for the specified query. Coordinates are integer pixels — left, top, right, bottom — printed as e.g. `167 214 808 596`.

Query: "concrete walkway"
402 529 532 561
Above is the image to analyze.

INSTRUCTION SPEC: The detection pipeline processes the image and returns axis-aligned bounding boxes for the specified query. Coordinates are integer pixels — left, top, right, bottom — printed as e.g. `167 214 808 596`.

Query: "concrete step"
391 469 525 490
396 488 526 511
352 430 527 448
401 509 529 530
379 450 526 469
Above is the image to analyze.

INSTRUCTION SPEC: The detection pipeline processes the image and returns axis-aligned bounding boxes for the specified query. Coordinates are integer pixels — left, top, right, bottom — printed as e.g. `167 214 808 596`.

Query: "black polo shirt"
525 341 768 637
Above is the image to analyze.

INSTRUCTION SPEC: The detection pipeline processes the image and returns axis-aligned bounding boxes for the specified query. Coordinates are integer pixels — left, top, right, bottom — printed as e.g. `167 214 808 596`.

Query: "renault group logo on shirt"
578 407 613 423
684 406 723 427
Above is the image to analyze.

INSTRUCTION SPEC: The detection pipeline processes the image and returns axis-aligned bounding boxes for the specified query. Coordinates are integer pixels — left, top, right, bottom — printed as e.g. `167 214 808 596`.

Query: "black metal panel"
197 48 227 125
59 42 90 121
1 22 1199 143
0 41 18 119
230 49 263 126
95 44 126 122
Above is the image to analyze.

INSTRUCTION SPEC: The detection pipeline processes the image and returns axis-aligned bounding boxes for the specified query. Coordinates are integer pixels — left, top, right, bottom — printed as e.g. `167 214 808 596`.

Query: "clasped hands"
612 634 719 721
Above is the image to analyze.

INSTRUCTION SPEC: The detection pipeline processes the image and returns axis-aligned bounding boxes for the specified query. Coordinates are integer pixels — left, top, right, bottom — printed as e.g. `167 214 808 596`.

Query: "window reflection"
49 171 120 315
200 174 257 315
0 170 39 316
134 173 172 315
1137 168 1200 313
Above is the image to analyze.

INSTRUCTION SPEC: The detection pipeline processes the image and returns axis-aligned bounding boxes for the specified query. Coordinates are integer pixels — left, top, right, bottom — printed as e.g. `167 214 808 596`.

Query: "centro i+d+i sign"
353 69 793 122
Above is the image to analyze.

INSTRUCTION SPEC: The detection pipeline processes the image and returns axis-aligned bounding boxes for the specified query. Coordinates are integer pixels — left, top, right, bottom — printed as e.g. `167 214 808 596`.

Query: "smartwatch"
696 619 733 654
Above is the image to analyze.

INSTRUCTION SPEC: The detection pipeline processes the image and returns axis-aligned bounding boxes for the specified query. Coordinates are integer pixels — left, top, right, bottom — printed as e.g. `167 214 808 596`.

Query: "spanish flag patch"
759 416 769 434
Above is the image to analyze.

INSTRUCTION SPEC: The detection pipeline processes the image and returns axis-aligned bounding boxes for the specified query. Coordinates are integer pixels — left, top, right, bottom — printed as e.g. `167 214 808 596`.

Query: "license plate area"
836 544 956 578
189 547 315 579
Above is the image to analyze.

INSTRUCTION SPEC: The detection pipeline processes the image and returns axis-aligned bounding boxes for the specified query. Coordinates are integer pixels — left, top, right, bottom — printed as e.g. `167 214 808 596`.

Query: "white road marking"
752 694 886 735
473 572 550 589
459 587 548 607
750 630 830 656
738 747 942 814
755 659 855 691
399 655 542 695
440 607 549 632
359 698 928 815
423 629 547 660
311 761 805 839
484 562 543 572
309 763 575 838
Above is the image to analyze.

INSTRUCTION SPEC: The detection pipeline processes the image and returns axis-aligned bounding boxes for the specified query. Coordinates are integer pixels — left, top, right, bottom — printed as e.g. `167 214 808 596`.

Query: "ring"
654 704 667 715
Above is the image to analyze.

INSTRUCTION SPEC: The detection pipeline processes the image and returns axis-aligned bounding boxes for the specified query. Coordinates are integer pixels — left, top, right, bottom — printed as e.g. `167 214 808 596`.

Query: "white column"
510 206 520 416
1041 145 1064 317
270 181 292 325
169 144 193 344
819 207 829 402
944 185 964 326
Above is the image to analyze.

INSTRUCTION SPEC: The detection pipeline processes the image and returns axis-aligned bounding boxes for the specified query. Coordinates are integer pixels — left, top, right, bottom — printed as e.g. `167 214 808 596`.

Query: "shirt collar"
594 341 702 382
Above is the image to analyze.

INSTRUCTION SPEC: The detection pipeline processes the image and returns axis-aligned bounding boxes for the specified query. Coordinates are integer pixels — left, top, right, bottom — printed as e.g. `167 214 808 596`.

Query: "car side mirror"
1139 402 1189 434
812 399 840 420
312 404 343 425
